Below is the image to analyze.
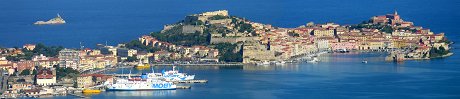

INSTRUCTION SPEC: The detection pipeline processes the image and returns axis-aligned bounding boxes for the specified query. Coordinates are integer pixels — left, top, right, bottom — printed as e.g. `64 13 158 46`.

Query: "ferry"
34 14 66 25
106 76 176 91
161 66 195 81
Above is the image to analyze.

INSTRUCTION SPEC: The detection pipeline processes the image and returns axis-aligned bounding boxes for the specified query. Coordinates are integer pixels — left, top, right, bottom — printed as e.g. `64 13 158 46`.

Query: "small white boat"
256 61 270 65
307 57 320 63
275 61 286 65
362 60 368 63
161 66 195 81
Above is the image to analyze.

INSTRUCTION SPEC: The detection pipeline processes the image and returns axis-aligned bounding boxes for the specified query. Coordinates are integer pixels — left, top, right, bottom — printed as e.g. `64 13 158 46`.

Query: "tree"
237 22 254 33
32 43 64 57
126 56 138 62
20 69 30 75
150 31 209 46
56 66 80 80
92 76 98 83
6 43 64 61
381 26 393 34
429 46 449 58
125 40 161 53
208 15 229 20
288 32 300 37
213 43 243 62
32 69 38 75
439 46 449 55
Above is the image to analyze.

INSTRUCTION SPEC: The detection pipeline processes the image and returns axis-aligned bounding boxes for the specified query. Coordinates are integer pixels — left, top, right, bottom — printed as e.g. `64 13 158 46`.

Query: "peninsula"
138 10 452 64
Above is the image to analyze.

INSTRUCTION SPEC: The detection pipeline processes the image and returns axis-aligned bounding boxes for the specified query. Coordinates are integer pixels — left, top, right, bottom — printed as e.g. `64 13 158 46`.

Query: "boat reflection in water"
104 90 177 97
83 92 101 96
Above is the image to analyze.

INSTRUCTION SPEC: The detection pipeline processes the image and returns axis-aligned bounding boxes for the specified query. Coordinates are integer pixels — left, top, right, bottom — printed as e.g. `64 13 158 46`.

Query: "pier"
172 80 208 83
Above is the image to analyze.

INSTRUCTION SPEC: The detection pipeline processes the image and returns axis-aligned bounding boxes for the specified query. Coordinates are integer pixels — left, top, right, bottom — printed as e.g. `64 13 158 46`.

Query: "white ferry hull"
106 83 177 91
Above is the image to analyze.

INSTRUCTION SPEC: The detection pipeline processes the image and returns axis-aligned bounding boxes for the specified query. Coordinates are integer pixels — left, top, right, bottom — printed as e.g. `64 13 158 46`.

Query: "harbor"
0 0 458 98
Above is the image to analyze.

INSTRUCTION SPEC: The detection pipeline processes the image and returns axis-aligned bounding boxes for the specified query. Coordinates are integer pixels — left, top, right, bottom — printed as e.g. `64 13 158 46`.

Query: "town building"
58 49 80 70
116 48 137 57
35 69 56 86
76 75 94 88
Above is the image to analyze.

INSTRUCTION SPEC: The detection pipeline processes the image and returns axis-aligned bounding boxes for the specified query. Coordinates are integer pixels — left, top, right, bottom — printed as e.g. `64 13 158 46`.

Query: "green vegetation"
151 32 210 46
188 20 204 25
440 38 452 44
126 56 138 62
55 66 80 80
6 43 64 61
32 43 64 57
288 32 300 37
6 52 32 61
19 69 38 75
350 23 383 30
32 69 37 75
399 27 417 33
92 76 98 83
208 15 229 20
430 46 450 58
125 40 161 53
381 26 394 34
349 19 401 34
236 21 254 33
349 23 394 34
229 16 254 33
20 69 30 75
213 43 242 62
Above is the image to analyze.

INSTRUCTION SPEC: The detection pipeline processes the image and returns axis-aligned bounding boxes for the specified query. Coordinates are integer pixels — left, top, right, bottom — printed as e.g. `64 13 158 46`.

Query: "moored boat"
106 77 176 91
306 57 320 63
135 59 150 69
161 66 195 81
82 89 101 93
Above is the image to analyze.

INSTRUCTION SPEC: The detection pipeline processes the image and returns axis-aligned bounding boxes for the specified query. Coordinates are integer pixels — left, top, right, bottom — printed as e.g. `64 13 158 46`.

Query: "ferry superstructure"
161 66 195 81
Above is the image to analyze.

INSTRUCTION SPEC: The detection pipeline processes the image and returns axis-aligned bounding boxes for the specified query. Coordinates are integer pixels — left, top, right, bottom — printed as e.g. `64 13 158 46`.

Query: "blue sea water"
51 52 460 99
1 0 460 98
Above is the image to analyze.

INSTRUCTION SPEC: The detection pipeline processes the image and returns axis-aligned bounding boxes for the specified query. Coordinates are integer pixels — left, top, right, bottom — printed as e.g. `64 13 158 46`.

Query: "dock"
176 86 191 89
172 80 208 83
